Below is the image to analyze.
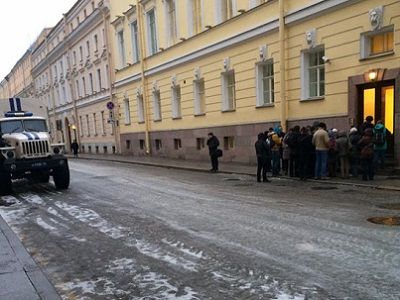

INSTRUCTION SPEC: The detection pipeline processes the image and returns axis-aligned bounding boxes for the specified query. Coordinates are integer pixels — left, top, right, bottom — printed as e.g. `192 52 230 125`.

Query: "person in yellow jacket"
269 131 282 176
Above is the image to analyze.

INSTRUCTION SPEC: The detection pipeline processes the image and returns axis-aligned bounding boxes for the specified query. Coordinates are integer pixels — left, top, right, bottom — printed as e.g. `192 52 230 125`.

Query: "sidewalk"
70 154 400 192
0 215 61 300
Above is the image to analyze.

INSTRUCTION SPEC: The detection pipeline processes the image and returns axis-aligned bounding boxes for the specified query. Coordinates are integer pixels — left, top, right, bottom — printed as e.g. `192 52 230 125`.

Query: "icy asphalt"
0 159 399 300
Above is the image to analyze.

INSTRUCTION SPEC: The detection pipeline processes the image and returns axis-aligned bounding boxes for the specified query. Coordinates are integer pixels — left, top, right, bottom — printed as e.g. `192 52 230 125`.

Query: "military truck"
0 99 70 195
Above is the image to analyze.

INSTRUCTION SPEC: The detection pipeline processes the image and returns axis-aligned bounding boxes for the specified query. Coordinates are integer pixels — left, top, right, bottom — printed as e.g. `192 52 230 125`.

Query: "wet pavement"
1 159 400 299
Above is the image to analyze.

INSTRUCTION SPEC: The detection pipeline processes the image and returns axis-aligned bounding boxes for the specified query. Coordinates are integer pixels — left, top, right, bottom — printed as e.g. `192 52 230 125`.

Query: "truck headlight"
6 151 15 159
53 147 60 154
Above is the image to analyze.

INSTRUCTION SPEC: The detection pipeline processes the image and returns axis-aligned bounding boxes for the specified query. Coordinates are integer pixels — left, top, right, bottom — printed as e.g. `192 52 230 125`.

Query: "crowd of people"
254 116 389 182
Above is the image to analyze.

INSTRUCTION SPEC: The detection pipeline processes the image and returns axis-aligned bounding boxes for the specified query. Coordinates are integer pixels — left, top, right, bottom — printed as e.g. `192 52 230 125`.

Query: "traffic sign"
106 101 114 110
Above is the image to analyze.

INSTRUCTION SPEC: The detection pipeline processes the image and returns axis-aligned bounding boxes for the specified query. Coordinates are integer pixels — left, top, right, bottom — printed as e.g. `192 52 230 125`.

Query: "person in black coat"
207 132 220 172
71 139 79 158
297 127 314 180
255 133 271 182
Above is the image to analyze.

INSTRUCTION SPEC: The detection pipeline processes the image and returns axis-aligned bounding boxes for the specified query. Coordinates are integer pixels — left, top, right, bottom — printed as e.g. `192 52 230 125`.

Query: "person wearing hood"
297 127 314 180
270 130 282 176
255 133 271 182
349 127 361 178
336 130 350 179
358 128 374 181
373 121 387 170
359 115 374 136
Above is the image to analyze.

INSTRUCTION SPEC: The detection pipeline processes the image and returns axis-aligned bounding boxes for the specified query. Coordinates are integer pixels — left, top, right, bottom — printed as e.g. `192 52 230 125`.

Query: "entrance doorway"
358 80 395 155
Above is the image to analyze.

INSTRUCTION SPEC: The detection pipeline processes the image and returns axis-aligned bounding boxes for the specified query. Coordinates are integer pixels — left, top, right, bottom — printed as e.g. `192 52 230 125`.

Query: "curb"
0 216 61 300
68 155 400 192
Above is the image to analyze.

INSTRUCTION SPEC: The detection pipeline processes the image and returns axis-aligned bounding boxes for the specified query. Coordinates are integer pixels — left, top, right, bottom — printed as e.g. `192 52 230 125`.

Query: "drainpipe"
138 2 151 155
279 0 287 132
102 5 120 154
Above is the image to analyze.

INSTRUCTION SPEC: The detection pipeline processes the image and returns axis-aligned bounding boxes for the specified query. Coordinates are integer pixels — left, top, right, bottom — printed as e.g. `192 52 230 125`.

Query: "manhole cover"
367 216 400 226
234 183 254 187
224 178 241 181
377 203 400 210
311 186 338 190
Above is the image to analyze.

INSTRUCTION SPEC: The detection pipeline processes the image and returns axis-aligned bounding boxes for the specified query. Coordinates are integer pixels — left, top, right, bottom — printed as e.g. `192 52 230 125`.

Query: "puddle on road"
367 216 400 226
311 186 338 191
223 178 241 181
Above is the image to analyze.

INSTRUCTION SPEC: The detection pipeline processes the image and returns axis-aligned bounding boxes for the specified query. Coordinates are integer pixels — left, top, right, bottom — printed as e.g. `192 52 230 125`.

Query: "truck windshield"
0 119 47 134
24 119 47 132
0 120 24 134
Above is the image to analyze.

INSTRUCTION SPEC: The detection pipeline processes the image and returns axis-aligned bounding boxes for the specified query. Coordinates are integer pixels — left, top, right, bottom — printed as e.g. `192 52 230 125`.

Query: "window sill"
221 109 236 113
256 103 275 108
194 113 206 117
124 122 131 126
360 51 394 61
300 96 325 102
172 117 182 120
153 119 162 122
138 121 145 124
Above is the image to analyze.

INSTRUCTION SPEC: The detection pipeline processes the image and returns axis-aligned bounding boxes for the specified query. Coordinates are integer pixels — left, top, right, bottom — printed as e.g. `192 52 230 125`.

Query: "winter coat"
312 128 329 151
336 135 350 157
349 132 361 158
71 142 79 154
358 130 374 160
207 136 219 156
255 139 271 160
297 133 314 157
270 133 282 152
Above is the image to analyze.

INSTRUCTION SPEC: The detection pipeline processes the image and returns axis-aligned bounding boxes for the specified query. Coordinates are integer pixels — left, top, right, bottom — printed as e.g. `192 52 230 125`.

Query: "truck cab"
0 112 70 195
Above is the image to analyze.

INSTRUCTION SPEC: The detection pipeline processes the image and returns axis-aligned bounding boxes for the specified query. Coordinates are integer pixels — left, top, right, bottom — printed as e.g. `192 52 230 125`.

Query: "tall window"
302 47 325 99
86 115 90 136
79 116 84 137
165 0 177 45
97 69 102 90
256 60 274 106
147 9 158 55
86 40 90 57
153 89 162 121
191 0 202 35
93 113 97 135
172 85 182 119
100 111 106 135
117 30 126 67
94 34 99 52
89 73 94 93
76 80 81 97
220 0 234 22
222 71 236 111
194 79 205 115
79 46 83 61
73 51 77 65
82 77 87 96
124 98 131 124
137 94 145 123
130 21 140 63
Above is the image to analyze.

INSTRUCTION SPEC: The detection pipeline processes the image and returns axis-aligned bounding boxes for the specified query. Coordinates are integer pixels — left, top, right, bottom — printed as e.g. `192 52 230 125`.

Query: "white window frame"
137 94 145 123
216 0 237 24
117 30 126 68
146 8 158 56
188 0 203 36
171 85 182 119
153 89 162 121
164 0 177 46
124 97 131 125
360 25 394 59
193 79 205 115
221 70 236 111
301 46 325 100
130 20 140 63
256 59 274 106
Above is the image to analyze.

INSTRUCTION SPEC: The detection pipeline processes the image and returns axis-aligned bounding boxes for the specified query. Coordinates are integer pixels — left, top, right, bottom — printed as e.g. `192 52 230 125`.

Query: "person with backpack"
255 133 271 182
373 121 387 170
358 128 374 181
359 116 374 136
286 125 300 177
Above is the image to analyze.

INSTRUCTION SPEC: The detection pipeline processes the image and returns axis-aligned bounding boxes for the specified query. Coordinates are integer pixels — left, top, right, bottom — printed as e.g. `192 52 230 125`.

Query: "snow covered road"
1 159 399 299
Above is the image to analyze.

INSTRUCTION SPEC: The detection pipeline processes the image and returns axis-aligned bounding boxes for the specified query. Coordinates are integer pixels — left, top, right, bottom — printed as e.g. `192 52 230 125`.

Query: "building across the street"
109 0 399 164
31 0 117 153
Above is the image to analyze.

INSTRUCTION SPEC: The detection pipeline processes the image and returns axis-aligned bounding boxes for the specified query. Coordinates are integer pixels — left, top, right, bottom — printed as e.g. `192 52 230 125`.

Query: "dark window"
155 139 162 150
112 146 116 154
224 136 234 150
174 138 182 150
126 140 131 150
139 139 145 150
196 138 205 150
82 145 85 153
96 146 99 153
88 145 92 153
103 146 108 153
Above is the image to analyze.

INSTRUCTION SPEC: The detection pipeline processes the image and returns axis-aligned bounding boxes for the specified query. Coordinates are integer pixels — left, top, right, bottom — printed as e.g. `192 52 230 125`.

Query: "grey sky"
0 0 77 80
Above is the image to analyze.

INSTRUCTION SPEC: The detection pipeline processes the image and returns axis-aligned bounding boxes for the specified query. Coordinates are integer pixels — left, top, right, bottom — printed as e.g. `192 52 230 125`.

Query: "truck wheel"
0 172 12 196
53 163 70 190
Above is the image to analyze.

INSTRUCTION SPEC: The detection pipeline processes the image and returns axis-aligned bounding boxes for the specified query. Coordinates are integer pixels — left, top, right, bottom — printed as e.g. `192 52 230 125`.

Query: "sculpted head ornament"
369 6 383 31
